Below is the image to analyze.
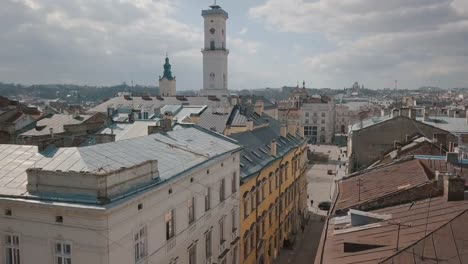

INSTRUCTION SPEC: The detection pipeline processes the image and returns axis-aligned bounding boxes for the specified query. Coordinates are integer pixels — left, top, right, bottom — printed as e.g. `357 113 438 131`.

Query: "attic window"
243 155 254 163
55 216 63 223
279 138 287 144
276 142 283 148
343 242 385 253
138 203 143 210
265 144 271 149
259 148 268 154
251 151 262 158
5 209 12 216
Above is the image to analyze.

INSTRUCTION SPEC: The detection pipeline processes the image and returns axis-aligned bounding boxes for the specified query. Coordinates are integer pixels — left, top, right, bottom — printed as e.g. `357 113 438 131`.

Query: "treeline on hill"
0 82 159 102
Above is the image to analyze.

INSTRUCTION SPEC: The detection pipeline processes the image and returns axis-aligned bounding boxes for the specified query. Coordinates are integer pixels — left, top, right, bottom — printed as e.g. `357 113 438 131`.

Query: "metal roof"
98 121 158 141
89 96 229 113
229 116 304 179
320 196 468 264
417 116 468 134
336 159 433 211
20 114 94 136
0 127 241 199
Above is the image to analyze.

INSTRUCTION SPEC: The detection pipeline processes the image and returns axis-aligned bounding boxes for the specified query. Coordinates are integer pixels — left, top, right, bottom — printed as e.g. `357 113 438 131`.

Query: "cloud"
0 0 260 90
239 27 248 35
250 0 468 88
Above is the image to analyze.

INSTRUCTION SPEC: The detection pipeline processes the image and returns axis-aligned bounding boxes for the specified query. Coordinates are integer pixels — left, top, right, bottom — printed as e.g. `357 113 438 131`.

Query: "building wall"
0 152 241 264
301 101 336 144
159 78 177 97
348 116 458 173
239 143 308 264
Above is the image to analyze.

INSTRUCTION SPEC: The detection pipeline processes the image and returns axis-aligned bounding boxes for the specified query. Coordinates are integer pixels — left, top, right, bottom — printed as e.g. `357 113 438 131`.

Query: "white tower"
201 2 229 97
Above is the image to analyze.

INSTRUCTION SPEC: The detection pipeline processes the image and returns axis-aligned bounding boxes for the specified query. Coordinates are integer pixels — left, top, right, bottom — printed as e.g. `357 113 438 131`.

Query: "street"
276 144 348 264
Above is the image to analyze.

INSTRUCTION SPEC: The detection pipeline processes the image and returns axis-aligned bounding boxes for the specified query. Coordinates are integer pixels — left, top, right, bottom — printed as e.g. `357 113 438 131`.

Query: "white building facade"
201 4 229 97
301 98 336 144
0 127 242 264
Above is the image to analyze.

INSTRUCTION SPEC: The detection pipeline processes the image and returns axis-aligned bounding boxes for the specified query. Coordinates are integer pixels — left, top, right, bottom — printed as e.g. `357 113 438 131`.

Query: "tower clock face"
210 28 216 34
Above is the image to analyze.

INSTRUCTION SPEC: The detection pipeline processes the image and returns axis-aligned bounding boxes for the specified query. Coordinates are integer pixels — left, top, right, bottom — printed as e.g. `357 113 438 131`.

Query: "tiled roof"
0 127 241 198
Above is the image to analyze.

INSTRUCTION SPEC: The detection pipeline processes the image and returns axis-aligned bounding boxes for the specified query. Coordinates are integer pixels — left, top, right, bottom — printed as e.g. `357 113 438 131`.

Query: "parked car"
318 201 331 211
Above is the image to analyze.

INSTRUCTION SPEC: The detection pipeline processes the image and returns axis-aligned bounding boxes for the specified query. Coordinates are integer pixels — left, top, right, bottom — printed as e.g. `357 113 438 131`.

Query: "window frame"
166 209 176 240
53 241 72 264
4 234 21 264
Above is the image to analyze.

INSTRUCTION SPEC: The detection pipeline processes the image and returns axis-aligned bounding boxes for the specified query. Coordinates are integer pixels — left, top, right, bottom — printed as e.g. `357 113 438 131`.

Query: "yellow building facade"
230 123 308 264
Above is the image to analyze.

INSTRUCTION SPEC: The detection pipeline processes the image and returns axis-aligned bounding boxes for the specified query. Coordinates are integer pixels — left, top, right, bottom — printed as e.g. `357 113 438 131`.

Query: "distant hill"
0 82 159 102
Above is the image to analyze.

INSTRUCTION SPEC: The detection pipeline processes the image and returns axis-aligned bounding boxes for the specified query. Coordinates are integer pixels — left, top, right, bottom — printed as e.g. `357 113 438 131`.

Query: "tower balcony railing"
202 47 230 52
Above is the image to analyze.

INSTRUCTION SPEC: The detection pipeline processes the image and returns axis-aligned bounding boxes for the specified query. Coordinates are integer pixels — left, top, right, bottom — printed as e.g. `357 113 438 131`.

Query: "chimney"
400 108 410 118
409 108 417 120
287 123 297 136
254 101 264 116
280 125 287 138
394 140 400 150
299 126 305 138
446 152 459 164
49 128 54 138
443 174 465 201
271 140 277 157
246 119 254 131
391 108 400 118
405 134 410 143
424 107 430 121
224 125 231 136
231 96 238 106
466 110 468 125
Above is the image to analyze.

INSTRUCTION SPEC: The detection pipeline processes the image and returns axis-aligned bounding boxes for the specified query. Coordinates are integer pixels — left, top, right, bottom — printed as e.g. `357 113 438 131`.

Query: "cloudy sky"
1 0 468 90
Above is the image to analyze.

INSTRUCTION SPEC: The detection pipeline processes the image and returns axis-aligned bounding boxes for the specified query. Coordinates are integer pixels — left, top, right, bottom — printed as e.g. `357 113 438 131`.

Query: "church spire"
161 56 174 81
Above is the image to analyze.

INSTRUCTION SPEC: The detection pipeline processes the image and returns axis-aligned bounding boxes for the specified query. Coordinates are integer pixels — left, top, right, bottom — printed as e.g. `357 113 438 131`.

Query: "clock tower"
201 2 229 97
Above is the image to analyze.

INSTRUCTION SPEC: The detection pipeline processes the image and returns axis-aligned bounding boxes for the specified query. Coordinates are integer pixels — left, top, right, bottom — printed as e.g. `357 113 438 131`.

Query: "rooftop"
0 127 241 203
320 197 468 264
417 116 468 134
336 159 433 211
89 95 229 113
229 116 304 179
20 114 95 136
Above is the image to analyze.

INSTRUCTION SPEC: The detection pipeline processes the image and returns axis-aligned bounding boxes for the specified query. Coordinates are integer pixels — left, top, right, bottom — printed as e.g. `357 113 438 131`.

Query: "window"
205 187 211 211
231 172 237 194
166 209 175 240
220 179 226 202
321 112 326 117
232 245 238 264
134 227 147 263
188 197 195 225
269 211 272 226
219 218 225 243
189 244 197 264
243 235 250 259
321 119 325 124
4 234 20 264
205 230 212 259
305 112 309 117
244 197 249 218
210 41 215 50
54 242 72 264
231 208 237 232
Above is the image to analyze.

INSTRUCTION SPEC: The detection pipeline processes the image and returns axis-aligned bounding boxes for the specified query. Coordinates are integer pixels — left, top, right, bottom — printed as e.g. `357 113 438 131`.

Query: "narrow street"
276 144 347 264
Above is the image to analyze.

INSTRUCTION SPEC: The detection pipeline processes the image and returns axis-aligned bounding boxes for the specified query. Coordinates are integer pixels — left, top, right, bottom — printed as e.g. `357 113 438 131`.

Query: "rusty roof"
319 197 468 264
336 159 433 211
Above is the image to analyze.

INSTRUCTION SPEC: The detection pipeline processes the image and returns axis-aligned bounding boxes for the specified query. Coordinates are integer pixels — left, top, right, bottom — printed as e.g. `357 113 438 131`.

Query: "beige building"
0 127 242 264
